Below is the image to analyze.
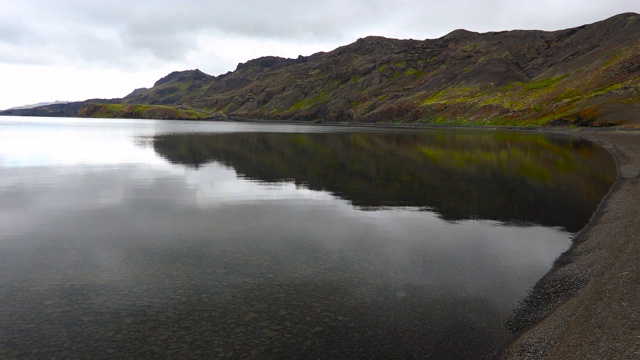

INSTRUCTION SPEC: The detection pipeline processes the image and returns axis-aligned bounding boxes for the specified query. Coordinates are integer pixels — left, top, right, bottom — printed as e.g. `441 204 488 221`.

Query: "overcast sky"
1 0 639 110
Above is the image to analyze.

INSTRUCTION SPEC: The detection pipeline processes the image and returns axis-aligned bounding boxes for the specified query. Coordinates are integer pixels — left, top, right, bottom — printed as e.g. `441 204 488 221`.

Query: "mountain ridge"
3 12 640 127
6 100 71 110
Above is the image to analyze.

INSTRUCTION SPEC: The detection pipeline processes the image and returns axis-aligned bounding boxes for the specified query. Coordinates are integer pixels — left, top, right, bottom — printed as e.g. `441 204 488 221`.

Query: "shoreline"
493 128 640 359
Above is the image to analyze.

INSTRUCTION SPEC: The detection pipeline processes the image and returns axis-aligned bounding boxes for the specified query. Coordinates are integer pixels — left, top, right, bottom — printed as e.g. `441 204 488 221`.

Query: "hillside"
7 101 71 110
3 13 640 126
77 103 213 120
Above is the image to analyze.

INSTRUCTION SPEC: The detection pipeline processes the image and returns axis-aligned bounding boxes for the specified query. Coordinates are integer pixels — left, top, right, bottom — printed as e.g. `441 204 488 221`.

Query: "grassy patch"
556 88 583 101
524 75 568 90
417 115 463 124
288 90 328 111
587 83 625 98
603 48 628 67
529 107 578 126
79 103 211 120
405 68 425 78
420 90 446 105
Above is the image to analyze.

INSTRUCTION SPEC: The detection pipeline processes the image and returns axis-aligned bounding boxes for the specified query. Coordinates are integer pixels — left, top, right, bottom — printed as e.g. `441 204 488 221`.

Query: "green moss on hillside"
524 75 568 90
78 103 212 120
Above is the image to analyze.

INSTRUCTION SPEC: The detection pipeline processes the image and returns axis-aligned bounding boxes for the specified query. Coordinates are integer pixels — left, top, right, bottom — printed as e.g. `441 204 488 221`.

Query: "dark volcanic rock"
153 69 213 87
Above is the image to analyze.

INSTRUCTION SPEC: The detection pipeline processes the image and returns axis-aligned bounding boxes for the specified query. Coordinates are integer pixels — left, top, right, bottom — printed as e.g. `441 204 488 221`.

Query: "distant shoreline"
4 112 640 132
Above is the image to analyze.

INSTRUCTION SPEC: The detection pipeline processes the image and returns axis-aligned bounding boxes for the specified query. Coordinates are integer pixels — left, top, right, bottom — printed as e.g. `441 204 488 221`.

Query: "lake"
0 117 616 359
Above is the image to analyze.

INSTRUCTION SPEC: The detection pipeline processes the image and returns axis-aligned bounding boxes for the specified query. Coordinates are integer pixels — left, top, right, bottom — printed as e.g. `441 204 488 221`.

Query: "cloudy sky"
1 0 639 110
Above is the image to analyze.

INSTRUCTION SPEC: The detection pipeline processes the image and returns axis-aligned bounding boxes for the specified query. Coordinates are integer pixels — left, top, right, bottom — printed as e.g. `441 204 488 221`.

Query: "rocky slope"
3 13 640 126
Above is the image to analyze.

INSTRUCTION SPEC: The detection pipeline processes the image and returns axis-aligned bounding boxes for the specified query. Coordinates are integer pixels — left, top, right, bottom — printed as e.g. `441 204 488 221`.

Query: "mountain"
3 13 640 127
0 100 100 117
6 100 70 110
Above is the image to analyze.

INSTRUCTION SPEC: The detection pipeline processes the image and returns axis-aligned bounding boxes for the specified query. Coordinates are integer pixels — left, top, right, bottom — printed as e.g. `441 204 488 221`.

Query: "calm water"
0 117 615 359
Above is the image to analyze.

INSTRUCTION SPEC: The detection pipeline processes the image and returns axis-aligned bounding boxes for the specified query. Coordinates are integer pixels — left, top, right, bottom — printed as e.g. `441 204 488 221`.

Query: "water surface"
0 117 616 358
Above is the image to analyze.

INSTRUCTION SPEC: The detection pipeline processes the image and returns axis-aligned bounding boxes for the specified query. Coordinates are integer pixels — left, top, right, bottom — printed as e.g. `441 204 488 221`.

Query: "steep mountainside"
4 13 640 126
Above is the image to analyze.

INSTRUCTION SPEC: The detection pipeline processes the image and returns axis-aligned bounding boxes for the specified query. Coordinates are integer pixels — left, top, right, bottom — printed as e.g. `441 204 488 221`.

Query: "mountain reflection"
152 130 615 232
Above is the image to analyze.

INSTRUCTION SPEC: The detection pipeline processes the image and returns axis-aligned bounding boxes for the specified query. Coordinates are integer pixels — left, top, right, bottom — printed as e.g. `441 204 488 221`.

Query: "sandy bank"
496 129 640 359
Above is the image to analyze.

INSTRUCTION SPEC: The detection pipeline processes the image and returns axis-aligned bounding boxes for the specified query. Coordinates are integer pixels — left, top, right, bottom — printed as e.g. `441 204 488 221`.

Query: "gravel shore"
495 128 640 359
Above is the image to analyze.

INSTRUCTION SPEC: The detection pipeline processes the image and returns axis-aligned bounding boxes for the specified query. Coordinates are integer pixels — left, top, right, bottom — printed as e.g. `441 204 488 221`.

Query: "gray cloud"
0 0 639 77
2 0 639 67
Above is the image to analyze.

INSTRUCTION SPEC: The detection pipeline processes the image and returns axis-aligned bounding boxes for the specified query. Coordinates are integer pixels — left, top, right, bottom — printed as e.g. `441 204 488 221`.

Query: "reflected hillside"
152 130 615 232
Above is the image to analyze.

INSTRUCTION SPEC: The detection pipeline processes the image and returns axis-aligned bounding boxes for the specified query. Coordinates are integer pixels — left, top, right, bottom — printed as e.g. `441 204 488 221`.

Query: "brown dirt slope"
496 129 640 359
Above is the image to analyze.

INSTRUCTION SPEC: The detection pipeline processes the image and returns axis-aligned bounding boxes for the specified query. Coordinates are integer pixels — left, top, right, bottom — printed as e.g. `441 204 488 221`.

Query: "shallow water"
0 117 616 358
